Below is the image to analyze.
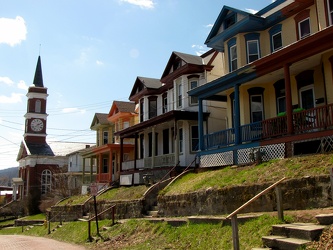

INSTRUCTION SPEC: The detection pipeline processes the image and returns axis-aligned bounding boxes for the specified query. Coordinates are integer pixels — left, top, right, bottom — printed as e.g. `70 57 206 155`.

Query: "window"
300 86 315 110
148 132 158 157
103 158 108 173
177 83 183 108
139 134 144 159
274 79 286 114
123 121 129 129
41 169 52 194
294 10 311 40
162 93 168 113
189 78 199 105
224 14 236 29
140 99 144 122
148 96 157 119
163 129 169 154
35 100 41 113
272 32 282 51
269 24 283 52
251 95 264 122
103 131 108 144
228 38 237 72
298 18 311 39
248 87 265 123
230 45 237 71
229 93 236 127
191 125 199 152
179 128 183 153
328 0 333 26
247 40 259 63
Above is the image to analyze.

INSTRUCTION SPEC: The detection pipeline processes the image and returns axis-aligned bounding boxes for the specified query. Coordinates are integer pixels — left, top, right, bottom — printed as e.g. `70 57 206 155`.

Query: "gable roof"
109 101 136 116
90 113 110 129
205 0 313 52
161 51 204 79
205 6 265 51
129 76 162 102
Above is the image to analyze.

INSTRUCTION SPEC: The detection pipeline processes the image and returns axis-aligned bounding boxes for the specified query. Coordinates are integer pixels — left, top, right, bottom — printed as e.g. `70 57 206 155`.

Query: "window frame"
41 169 52 195
327 0 333 26
298 17 311 39
190 125 199 152
35 99 41 113
162 92 168 113
148 96 157 119
103 131 108 145
230 45 237 72
177 83 183 108
247 40 259 63
188 77 199 105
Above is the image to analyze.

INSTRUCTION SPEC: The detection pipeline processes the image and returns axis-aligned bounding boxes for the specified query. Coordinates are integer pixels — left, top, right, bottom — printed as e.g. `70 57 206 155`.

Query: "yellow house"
189 0 333 167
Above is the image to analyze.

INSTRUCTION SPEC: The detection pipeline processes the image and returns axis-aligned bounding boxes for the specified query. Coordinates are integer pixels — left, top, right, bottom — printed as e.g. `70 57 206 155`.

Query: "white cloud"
246 8 258 14
192 44 209 56
206 24 213 28
119 0 155 9
0 16 27 46
0 77 14 86
17 80 29 90
62 107 86 114
0 93 24 104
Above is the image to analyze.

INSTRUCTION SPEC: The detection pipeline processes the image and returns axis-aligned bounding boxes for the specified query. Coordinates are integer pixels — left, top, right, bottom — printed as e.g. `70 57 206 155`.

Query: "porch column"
151 127 156 168
134 133 138 170
98 154 102 182
198 98 204 151
284 63 294 134
234 84 241 145
82 157 85 183
174 120 179 166
109 149 113 183
90 157 93 183
120 137 124 172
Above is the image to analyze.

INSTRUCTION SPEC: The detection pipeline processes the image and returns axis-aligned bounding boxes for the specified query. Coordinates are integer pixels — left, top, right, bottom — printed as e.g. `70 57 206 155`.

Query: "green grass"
162 153 332 195
0 214 284 249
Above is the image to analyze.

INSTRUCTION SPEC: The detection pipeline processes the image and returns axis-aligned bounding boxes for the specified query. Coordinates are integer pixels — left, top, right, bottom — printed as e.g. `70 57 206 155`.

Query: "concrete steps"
259 213 333 250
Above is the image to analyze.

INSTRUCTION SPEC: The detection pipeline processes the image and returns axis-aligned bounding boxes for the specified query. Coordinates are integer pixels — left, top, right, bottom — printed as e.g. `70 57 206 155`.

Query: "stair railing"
79 204 116 242
226 177 286 250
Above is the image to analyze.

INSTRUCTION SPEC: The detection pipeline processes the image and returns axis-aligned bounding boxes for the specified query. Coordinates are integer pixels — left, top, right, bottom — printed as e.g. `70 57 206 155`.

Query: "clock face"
30 118 44 132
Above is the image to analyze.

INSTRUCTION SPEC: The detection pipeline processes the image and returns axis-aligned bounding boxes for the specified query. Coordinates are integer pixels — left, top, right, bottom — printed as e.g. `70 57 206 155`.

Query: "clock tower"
24 56 48 144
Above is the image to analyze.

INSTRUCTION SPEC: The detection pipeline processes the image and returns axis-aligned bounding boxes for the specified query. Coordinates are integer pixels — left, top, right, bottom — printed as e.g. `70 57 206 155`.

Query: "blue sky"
0 0 274 170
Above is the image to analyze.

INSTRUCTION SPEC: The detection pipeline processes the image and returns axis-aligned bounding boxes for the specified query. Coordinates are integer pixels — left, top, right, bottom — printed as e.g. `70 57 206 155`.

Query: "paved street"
0 235 86 250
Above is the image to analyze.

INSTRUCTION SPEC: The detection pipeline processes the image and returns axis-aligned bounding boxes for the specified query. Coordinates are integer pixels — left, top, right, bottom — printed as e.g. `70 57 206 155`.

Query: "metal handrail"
226 177 286 250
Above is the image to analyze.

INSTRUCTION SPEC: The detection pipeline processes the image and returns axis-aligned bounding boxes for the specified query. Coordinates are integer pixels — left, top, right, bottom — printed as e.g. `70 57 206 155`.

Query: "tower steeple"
33 56 44 87
24 56 49 144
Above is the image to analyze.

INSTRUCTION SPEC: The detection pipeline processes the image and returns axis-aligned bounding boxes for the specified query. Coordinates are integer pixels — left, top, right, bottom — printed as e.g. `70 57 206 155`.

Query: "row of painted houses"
15 0 333 203
67 0 333 189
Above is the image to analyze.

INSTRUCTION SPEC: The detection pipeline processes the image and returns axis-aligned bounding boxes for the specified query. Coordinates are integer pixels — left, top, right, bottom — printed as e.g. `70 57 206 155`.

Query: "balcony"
204 103 333 150
122 154 175 170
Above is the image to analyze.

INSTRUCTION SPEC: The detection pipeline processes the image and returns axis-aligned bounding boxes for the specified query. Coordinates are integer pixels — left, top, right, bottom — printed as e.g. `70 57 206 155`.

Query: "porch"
199 104 333 168
122 153 175 170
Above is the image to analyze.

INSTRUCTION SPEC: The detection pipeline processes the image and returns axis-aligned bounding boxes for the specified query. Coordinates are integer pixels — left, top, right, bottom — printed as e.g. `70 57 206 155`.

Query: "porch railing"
204 128 235 149
203 103 333 150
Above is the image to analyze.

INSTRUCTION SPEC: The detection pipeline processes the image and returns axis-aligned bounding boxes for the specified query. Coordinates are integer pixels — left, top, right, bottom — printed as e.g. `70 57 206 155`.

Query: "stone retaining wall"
157 175 331 217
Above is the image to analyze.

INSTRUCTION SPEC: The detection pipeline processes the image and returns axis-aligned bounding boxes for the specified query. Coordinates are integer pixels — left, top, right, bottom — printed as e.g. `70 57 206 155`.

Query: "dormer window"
224 14 236 29
245 33 260 63
173 59 181 71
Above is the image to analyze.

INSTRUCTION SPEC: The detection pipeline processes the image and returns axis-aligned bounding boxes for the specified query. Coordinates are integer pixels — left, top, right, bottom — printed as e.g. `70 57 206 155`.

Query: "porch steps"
261 222 326 249
145 205 159 218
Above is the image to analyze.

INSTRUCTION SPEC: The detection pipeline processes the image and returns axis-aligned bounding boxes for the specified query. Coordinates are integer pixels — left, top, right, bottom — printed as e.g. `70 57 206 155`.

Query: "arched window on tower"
41 169 52 194
35 100 41 113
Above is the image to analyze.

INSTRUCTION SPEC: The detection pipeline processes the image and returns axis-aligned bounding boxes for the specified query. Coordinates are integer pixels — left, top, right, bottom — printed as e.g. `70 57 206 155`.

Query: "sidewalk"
0 235 86 250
